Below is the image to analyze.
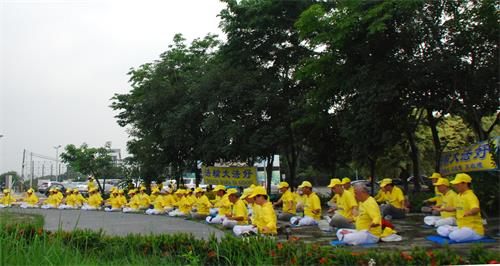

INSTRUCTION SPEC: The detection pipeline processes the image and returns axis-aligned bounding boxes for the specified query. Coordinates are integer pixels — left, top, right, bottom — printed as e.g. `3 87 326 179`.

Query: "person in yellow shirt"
20 188 39 208
137 186 151 209
342 177 354 194
206 185 232 224
290 181 321 226
87 176 96 191
58 189 79 209
82 188 103 210
273 182 296 221
149 187 160 203
336 183 382 245
378 178 408 219
123 189 141 213
422 173 443 215
240 186 258 223
169 190 191 216
437 173 485 242
73 189 87 207
424 178 457 227
209 185 226 216
191 188 212 219
325 179 358 229
0 189 16 208
105 190 124 212
161 188 176 212
145 189 167 215
223 188 248 229
233 186 277 236
41 189 62 209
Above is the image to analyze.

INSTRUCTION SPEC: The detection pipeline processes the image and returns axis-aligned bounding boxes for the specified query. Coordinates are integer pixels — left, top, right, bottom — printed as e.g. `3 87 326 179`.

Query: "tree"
60 143 117 193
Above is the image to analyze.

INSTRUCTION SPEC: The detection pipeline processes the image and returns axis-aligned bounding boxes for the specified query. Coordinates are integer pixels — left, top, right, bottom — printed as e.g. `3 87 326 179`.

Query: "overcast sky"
0 0 226 175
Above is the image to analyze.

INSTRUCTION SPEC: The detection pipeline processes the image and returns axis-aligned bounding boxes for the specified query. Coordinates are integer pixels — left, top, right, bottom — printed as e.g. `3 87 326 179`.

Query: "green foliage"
2 221 499 265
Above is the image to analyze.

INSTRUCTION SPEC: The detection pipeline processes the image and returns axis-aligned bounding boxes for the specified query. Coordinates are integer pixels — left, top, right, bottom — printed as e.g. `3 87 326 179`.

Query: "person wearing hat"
81 187 103 210
324 178 358 229
240 186 258 223
342 177 354 194
233 186 277 236
87 176 96 191
190 188 212 219
422 173 443 215
437 173 484 242
206 186 232 224
41 189 62 209
336 183 383 245
20 188 39 208
169 189 191 217
58 189 79 209
137 186 151 210
209 185 226 216
74 189 87 207
290 181 321 226
123 189 141 213
273 182 297 221
223 188 248 229
378 178 408 219
105 189 125 212
145 189 167 215
423 178 457 227
161 188 176 213
0 189 16 208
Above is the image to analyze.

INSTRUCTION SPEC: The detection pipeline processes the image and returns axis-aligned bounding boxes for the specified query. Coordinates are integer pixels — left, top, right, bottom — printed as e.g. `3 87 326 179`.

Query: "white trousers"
206 215 226 224
424 216 456 227
123 207 141 213
81 204 98 211
41 204 58 209
20 203 39 209
104 207 122 212
222 219 238 229
58 205 78 210
233 225 258 236
145 208 164 215
168 209 187 217
290 216 318 226
437 225 483 242
336 229 379 245
0 204 11 208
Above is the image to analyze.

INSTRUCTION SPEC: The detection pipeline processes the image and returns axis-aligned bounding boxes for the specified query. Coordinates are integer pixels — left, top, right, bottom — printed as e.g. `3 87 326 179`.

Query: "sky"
0 0 226 175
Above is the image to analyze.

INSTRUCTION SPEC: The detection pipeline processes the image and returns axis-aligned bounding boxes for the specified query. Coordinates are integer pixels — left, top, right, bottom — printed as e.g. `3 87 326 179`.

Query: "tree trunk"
369 157 376 196
266 154 275 195
406 129 421 192
427 108 442 172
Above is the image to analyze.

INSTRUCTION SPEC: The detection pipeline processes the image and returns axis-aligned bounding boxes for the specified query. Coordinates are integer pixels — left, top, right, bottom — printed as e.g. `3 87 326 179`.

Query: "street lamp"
53 145 62 182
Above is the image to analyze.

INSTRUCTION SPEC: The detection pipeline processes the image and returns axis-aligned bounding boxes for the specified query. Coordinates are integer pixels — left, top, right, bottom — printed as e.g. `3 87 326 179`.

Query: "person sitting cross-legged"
378 178 408 219
437 173 485 242
423 178 457 227
81 188 103 211
223 189 248 229
324 178 358 229
20 188 39 209
233 186 277 236
421 173 443 215
190 188 212 219
273 182 296 221
0 189 16 208
290 181 321 226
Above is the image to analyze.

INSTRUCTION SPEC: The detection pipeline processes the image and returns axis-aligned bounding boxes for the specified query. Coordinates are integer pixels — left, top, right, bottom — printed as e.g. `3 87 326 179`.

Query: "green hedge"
1 223 499 265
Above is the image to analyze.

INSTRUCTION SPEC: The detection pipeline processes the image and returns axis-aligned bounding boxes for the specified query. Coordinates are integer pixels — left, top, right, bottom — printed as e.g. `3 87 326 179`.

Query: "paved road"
3 208 225 240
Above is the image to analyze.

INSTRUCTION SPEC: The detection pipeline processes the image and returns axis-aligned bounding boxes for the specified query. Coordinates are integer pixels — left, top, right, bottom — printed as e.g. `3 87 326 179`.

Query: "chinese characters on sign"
440 138 499 176
202 166 257 186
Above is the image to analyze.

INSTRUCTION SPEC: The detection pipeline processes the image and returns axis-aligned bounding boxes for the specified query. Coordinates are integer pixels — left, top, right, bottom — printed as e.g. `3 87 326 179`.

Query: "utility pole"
30 152 34 188
22 149 26 189
54 145 61 182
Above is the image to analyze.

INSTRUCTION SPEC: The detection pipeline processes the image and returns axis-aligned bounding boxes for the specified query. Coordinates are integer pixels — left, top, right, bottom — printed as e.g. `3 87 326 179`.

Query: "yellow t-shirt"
250 203 261 223
194 195 212 215
65 194 78 206
128 194 141 209
88 193 103 208
45 194 61 206
279 190 296 215
374 190 386 203
456 189 484 235
231 199 248 225
355 196 382 237
24 194 39 205
162 194 176 208
426 186 443 205
215 194 232 216
150 194 158 203
440 189 457 218
253 202 277 234
384 186 405 209
75 194 87 205
0 194 15 205
138 193 151 208
303 192 321 220
176 196 192 214
294 192 304 206
152 195 165 210
336 190 358 220
110 196 124 209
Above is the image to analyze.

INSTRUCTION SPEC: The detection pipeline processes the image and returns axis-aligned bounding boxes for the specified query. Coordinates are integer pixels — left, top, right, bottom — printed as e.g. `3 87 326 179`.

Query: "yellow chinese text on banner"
440 137 499 176
202 166 257 187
